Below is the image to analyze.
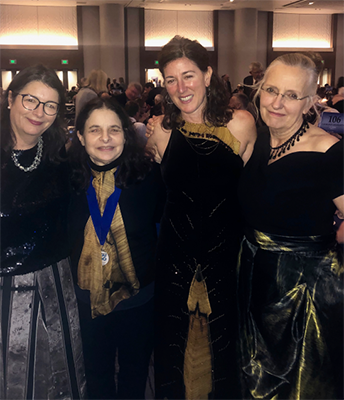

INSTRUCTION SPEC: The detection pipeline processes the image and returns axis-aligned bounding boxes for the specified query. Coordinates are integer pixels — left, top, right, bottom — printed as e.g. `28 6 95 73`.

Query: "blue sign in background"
319 112 344 135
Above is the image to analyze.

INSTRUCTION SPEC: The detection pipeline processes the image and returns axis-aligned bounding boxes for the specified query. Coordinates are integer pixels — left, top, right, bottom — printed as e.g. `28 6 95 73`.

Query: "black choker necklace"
269 120 309 160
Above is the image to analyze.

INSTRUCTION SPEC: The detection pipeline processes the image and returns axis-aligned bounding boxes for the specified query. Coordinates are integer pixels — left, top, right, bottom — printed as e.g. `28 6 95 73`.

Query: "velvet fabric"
154 124 244 399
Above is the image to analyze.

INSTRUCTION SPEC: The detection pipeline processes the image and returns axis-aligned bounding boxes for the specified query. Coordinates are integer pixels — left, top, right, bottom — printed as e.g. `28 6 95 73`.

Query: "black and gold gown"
238 128 344 399
154 121 243 399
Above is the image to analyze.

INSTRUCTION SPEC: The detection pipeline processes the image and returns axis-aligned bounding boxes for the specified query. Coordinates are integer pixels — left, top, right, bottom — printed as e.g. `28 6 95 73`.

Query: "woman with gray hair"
238 53 343 399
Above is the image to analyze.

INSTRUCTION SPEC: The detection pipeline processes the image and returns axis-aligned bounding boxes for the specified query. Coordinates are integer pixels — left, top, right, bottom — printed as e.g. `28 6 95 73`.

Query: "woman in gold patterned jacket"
68 97 165 399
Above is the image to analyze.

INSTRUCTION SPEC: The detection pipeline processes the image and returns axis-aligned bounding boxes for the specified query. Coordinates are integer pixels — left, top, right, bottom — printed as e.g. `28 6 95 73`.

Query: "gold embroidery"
179 121 241 155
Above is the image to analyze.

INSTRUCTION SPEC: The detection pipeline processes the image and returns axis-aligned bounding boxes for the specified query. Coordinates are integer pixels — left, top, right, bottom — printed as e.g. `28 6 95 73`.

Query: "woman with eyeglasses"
0 65 86 399
237 53 343 399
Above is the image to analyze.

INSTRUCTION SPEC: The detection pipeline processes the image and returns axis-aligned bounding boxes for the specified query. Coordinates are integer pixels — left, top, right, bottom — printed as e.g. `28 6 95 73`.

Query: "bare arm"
227 110 257 165
146 116 171 164
334 195 344 244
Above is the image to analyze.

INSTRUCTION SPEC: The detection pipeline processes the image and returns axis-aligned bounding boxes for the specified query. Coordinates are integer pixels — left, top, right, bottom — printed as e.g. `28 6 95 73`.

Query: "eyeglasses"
261 87 309 102
19 94 60 116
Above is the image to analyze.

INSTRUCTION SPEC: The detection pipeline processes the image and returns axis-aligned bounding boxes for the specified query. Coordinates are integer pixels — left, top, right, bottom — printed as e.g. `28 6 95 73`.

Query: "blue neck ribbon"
86 173 122 246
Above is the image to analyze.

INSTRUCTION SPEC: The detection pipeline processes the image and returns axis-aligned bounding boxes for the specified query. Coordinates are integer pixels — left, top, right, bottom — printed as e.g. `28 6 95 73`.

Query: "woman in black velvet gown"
238 53 343 399
147 36 256 399
0 65 86 399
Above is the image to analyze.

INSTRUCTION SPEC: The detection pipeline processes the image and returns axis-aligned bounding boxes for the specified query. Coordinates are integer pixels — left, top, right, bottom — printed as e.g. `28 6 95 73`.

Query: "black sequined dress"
0 143 86 399
154 122 243 399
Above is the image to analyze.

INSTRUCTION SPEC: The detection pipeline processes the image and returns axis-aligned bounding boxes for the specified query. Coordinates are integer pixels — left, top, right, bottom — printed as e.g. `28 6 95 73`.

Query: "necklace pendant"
101 250 109 266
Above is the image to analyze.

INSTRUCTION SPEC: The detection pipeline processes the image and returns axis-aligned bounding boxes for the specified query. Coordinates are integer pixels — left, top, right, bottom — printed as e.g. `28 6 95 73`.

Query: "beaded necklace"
269 120 309 160
11 136 43 172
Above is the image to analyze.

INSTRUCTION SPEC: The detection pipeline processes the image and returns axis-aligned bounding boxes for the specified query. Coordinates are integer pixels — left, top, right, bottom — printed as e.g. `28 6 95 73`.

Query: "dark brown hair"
158 36 232 129
1 64 66 163
69 97 153 191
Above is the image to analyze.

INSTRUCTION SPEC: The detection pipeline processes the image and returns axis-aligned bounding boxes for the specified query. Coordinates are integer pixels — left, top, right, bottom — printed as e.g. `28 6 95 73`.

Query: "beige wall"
81 6 101 77
335 13 344 84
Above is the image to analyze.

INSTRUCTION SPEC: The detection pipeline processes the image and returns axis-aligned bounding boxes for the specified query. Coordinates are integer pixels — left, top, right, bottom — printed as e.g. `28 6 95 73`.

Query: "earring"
206 86 210 98
7 106 10 109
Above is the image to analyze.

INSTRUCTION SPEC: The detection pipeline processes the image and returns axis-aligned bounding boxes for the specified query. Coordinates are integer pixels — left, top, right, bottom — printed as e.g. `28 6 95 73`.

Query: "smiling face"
259 63 313 135
77 107 126 166
8 80 59 149
164 57 212 123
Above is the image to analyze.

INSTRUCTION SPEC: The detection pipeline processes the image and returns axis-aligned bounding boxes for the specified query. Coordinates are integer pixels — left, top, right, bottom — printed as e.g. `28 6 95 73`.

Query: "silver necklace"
11 136 43 172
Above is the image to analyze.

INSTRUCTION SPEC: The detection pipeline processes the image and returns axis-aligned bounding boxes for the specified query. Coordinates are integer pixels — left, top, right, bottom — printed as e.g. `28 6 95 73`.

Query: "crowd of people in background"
61 64 344 138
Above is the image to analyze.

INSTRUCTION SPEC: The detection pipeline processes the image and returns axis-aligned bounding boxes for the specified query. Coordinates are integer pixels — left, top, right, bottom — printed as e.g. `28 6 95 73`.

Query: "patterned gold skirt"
237 230 343 399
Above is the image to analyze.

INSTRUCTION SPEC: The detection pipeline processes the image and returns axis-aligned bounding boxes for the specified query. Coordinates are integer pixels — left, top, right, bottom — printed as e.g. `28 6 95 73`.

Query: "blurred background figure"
150 93 163 117
118 76 127 92
229 92 263 127
114 82 142 108
125 100 148 144
221 73 232 97
75 69 110 118
229 92 250 110
67 85 78 103
243 61 264 98
331 76 344 113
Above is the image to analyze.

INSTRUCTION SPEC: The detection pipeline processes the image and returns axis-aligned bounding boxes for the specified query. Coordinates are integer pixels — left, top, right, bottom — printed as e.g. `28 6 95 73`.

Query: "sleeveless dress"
154 121 243 399
237 128 344 399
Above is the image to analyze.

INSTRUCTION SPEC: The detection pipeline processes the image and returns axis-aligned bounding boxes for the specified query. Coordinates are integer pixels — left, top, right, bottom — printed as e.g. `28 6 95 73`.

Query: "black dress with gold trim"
154 121 243 399
237 129 344 399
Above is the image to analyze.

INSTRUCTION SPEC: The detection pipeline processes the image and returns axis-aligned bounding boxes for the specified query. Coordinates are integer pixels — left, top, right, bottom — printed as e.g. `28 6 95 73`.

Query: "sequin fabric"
0 146 70 276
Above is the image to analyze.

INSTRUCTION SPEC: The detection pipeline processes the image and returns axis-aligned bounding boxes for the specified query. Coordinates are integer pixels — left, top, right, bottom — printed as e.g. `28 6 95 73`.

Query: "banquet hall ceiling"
0 0 343 14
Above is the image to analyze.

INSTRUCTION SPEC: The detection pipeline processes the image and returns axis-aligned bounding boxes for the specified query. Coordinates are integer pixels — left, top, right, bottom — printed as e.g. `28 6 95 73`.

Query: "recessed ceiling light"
309 2 314 4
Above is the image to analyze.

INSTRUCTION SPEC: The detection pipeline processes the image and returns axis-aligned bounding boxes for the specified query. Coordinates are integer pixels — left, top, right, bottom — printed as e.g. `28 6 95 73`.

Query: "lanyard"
86 172 122 246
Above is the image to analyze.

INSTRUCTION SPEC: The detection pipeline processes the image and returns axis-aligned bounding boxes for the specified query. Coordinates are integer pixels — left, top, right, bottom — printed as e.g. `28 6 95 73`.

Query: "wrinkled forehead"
264 63 315 94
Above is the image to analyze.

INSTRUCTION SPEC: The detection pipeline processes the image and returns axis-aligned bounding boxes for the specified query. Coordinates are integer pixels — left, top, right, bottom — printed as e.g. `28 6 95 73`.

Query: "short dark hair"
69 97 153 191
144 82 154 90
1 64 66 163
125 101 139 118
232 93 250 109
158 36 232 129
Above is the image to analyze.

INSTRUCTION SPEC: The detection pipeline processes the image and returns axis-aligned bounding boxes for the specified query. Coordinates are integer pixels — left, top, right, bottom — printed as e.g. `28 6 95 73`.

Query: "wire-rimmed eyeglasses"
19 94 60 116
261 87 309 102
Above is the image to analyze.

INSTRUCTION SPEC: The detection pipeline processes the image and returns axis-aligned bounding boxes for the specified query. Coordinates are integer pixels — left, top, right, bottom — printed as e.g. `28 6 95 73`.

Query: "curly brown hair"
158 36 232 130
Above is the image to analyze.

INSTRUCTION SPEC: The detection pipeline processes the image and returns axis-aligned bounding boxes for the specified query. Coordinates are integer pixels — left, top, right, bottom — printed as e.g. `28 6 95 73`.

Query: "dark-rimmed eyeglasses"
19 94 60 116
261 87 309 102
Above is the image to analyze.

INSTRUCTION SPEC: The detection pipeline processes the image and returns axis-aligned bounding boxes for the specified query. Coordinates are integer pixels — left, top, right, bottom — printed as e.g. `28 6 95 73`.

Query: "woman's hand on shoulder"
146 115 171 164
146 115 163 138
228 109 257 165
